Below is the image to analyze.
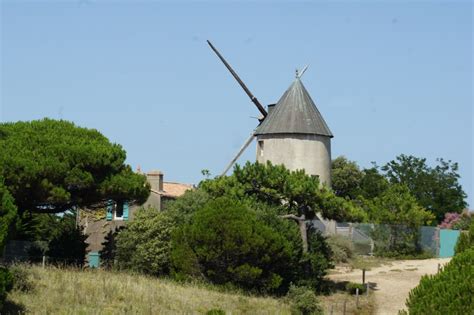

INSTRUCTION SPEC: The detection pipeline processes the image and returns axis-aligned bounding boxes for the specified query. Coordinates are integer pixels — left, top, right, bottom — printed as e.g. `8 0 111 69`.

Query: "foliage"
47 212 86 266
331 157 390 201
99 229 120 269
0 119 150 215
201 161 366 223
286 285 323 315
331 156 363 200
0 267 13 311
115 190 209 274
363 184 434 227
438 212 462 229
327 235 354 263
451 211 472 230
12 210 86 265
404 248 474 314
171 198 295 293
162 189 210 224
8 264 35 292
362 184 434 257
439 211 472 231
345 282 367 295
455 220 474 255
358 165 390 200
115 206 175 275
382 154 467 223
0 178 17 252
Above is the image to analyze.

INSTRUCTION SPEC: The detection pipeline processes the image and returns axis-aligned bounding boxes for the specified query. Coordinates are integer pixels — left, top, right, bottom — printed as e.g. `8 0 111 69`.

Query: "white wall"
256 134 332 187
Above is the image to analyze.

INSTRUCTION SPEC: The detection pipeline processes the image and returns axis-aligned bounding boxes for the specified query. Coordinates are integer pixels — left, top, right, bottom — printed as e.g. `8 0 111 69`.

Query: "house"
82 169 194 268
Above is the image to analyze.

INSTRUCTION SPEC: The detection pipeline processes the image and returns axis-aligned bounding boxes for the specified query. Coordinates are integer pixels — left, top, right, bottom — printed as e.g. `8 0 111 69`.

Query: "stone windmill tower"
254 77 333 186
208 41 333 186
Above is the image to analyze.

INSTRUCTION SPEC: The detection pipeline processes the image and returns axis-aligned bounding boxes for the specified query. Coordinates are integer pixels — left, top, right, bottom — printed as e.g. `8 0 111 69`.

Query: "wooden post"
362 269 366 284
343 300 347 315
42 255 46 268
356 288 360 308
366 283 370 296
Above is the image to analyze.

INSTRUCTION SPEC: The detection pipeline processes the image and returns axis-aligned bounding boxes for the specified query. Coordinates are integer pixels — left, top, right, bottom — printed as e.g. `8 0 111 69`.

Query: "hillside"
5 266 292 314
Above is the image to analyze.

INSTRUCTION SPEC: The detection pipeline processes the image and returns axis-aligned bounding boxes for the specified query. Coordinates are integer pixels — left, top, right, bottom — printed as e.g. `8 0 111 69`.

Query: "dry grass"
319 292 375 315
347 256 393 271
6 265 292 314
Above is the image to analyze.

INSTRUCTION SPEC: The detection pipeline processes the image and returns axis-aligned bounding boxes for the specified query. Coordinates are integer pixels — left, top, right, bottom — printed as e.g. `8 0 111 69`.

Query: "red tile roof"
161 182 194 198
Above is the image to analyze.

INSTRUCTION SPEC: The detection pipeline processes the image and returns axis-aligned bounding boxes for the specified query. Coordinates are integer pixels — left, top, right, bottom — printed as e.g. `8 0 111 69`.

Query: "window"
114 203 124 220
106 201 129 221
258 140 264 156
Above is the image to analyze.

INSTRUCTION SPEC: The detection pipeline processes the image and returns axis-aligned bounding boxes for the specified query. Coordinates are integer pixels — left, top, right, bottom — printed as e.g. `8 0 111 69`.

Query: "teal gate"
439 229 460 258
88 252 100 268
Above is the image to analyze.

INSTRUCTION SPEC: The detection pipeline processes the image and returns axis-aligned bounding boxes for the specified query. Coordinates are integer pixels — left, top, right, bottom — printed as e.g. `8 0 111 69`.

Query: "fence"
311 220 458 258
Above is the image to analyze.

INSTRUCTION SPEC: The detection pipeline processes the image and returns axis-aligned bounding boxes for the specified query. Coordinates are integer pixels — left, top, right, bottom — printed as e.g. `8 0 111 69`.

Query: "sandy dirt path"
328 258 451 314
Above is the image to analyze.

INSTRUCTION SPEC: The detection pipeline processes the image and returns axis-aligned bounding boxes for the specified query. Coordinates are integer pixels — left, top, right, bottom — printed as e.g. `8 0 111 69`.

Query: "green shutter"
106 201 113 221
123 202 129 221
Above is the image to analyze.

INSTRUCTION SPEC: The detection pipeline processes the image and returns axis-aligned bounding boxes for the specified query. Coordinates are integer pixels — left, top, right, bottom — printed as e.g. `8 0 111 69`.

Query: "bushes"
286 285 322 315
0 178 17 252
454 220 474 255
404 248 474 314
114 190 209 275
0 267 13 311
115 206 175 275
327 235 354 263
171 198 294 293
345 282 366 295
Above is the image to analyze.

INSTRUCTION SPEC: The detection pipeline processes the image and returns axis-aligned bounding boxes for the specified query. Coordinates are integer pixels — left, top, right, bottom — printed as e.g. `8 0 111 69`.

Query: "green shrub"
0 178 17 251
171 197 294 293
0 267 13 311
8 264 34 292
327 235 354 263
404 248 474 314
454 220 474 255
345 282 366 295
286 285 322 315
115 206 175 275
114 190 209 275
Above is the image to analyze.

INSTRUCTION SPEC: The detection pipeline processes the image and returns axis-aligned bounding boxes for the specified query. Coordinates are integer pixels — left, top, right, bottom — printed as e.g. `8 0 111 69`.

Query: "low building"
82 169 193 268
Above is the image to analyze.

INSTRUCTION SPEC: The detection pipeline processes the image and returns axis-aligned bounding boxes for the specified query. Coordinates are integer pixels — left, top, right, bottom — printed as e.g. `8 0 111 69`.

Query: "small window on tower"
258 140 264 156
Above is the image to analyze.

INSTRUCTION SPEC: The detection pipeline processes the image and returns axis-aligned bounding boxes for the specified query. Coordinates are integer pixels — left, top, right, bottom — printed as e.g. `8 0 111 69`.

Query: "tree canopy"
382 154 467 222
331 154 467 223
0 119 150 214
201 161 366 223
331 156 364 200
200 161 366 253
362 184 434 227
0 178 17 251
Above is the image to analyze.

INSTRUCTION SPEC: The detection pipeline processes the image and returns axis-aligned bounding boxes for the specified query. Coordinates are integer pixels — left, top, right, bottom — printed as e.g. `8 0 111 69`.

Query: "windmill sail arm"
221 131 256 176
207 40 267 118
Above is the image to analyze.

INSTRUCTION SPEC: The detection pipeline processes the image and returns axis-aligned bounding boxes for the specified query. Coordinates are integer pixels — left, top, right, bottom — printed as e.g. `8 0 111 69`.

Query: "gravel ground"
328 258 451 314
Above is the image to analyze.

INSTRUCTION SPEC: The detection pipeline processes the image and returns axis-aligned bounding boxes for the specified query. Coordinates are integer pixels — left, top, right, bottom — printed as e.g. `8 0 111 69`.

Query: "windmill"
207 40 333 186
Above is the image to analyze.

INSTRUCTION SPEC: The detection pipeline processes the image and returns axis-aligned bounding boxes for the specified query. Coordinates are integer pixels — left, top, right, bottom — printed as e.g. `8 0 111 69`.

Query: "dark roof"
255 79 333 137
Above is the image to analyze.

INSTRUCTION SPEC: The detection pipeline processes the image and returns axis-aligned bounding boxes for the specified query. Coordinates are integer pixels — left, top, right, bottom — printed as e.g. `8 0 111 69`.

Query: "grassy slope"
7 266 292 314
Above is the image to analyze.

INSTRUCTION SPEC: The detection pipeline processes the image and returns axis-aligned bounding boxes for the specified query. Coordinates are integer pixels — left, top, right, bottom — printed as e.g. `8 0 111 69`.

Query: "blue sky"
1 1 472 207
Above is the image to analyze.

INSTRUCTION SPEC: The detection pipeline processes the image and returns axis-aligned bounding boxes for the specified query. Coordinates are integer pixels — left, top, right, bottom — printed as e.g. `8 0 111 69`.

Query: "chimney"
267 104 276 115
147 170 163 192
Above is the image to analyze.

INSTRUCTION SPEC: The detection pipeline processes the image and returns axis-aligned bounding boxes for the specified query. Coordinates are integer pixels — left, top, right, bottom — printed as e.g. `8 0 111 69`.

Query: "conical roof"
255 79 333 137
